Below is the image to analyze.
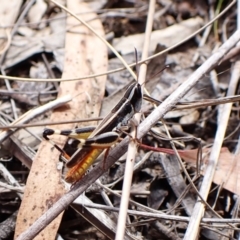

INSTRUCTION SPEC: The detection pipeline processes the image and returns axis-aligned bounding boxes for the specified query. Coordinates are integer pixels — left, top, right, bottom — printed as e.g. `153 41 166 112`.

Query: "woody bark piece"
14 1 107 239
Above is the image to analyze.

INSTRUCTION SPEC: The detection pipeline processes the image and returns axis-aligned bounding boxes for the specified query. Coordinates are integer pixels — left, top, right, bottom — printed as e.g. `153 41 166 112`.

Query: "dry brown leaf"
15 1 107 239
5 12 65 68
203 147 240 196
159 147 240 196
113 17 203 55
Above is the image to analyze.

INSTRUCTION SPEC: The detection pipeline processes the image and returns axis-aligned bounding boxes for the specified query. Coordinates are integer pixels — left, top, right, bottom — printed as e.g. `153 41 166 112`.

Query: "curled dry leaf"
166 147 240 196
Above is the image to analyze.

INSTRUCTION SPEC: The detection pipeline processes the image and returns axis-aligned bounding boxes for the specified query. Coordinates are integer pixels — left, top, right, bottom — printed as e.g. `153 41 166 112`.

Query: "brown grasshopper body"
43 82 142 183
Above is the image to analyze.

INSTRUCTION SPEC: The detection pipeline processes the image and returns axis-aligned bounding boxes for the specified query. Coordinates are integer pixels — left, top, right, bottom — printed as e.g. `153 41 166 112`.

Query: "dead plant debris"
0 0 239 240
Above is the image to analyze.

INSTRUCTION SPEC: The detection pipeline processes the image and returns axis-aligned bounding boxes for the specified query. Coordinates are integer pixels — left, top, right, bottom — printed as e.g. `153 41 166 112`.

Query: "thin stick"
0 117 102 130
0 95 71 143
51 0 137 81
16 17 240 240
115 1 155 239
3 93 240 130
183 61 240 239
0 163 23 199
0 0 236 83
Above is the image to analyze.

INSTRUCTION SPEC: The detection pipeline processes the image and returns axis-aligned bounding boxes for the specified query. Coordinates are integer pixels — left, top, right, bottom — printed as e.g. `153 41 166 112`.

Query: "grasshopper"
43 82 142 183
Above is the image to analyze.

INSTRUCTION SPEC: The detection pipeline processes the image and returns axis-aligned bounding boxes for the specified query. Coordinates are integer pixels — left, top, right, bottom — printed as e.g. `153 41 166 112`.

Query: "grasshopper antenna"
151 64 169 79
134 47 140 84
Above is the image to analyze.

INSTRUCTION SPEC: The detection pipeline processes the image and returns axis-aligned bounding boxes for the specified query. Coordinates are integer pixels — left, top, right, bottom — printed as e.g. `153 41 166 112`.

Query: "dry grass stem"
184 60 240 239
116 0 156 238
0 95 71 142
16 27 240 240
0 1 235 83
1 1 239 239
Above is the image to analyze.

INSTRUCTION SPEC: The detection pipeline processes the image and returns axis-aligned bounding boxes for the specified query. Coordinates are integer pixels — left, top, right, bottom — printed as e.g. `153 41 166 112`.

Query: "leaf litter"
0 1 240 240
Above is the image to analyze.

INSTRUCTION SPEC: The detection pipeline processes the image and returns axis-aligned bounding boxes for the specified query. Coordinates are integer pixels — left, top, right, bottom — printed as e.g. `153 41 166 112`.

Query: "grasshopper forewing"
43 82 142 183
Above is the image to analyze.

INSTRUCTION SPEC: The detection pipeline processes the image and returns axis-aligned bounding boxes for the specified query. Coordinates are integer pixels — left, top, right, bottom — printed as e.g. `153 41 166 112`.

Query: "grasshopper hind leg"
42 127 95 165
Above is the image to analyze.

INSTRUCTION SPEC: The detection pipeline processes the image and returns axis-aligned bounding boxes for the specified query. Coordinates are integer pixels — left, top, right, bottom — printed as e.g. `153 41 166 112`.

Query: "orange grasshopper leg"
65 148 103 183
